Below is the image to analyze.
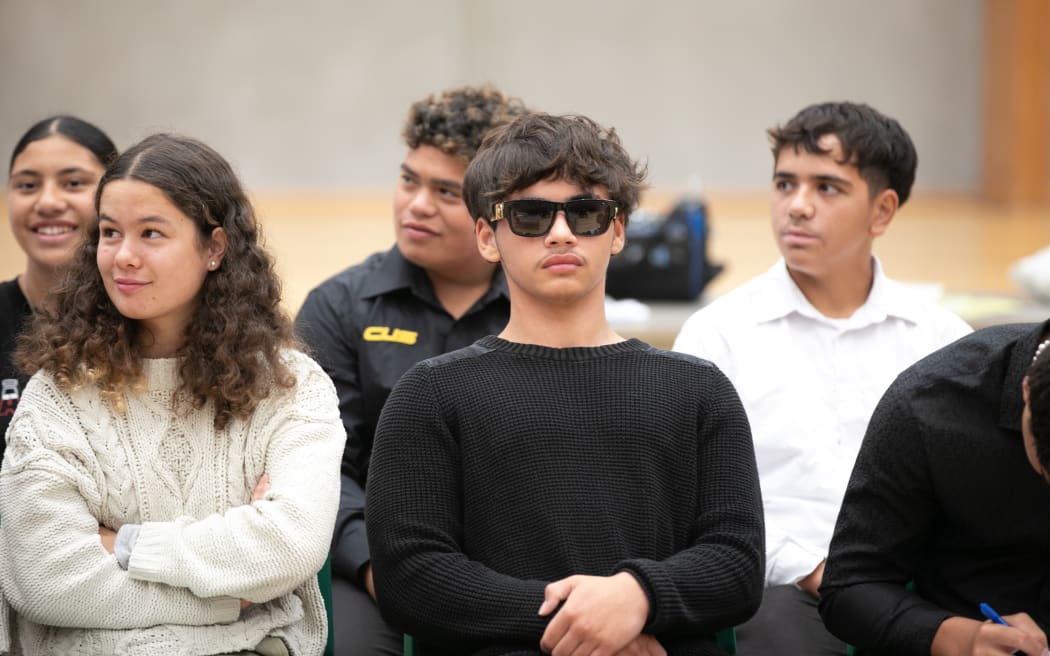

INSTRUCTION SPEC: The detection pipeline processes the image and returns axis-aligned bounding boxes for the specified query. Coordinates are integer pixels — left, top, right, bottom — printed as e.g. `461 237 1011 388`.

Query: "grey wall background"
0 0 982 192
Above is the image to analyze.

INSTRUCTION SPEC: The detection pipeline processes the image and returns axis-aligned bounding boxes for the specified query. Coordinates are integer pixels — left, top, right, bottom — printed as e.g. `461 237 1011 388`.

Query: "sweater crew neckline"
477 335 650 360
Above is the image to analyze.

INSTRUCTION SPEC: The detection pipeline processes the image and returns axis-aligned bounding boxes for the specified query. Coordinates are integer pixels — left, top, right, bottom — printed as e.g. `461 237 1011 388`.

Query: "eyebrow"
516 192 602 202
98 214 174 226
10 166 97 178
773 171 853 187
400 164 462 191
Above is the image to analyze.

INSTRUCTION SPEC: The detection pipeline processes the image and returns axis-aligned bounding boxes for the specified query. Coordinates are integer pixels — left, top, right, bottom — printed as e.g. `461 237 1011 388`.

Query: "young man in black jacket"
820 322 1050 656
296 85 526 655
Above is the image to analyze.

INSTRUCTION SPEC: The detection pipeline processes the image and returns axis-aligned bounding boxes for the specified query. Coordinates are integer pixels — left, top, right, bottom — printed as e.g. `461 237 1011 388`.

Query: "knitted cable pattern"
0 349 344 656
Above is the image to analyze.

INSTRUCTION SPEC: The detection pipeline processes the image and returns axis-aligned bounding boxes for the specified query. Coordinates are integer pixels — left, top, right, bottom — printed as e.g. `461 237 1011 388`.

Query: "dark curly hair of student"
1027 338 1050 475
463 113 647 225
402 85 528 165
16 133 297 430
767 101 918 205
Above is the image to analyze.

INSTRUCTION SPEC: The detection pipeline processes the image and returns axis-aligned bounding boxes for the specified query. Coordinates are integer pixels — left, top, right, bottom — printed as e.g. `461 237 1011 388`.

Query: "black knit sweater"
366 336 764 655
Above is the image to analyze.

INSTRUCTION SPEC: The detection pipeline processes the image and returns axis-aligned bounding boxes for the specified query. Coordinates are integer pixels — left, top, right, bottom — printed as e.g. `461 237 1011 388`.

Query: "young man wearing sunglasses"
672 102 972 655
295 86 526 655
365 113 765 655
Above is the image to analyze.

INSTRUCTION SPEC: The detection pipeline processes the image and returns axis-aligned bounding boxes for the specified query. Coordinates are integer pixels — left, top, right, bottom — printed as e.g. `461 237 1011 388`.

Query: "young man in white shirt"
673 101 972 655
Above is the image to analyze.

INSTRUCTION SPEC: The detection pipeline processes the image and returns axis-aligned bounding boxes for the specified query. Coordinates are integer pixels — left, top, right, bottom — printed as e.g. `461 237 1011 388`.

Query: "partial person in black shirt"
367 113 764 655
295 85 526 655
1 116 116 453
820 322 1050 656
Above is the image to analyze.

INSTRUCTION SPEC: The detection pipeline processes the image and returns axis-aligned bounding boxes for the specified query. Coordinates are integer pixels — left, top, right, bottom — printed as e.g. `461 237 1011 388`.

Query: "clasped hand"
969 612 1049 656
935 614 1049 656
538 571 662 656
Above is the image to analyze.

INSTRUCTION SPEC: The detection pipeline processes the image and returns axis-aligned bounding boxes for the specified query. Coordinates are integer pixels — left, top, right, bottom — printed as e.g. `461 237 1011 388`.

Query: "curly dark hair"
767 101 918 205
1027 337 1050 475
463 113 647 224
16 133 296 429
402 85 528 165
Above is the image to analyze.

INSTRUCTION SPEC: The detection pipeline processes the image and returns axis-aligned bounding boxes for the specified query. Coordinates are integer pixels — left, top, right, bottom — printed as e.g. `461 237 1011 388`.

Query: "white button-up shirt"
673 258 972 586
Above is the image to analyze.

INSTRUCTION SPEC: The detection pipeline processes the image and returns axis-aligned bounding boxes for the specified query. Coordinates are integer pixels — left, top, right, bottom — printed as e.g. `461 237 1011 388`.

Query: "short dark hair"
1028 339 1050 474
767 102 918 205
9 115 117 172
402 85 528 165
463 113 647 224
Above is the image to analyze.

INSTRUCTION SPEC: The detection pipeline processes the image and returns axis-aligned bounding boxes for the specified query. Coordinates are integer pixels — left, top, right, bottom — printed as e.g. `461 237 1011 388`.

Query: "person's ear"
476 218 501 264
610 215 626 256
869 189 898 237
207 227 228 268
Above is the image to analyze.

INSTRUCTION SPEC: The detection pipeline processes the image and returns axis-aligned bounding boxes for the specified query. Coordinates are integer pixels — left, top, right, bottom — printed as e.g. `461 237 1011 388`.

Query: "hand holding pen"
975 603 1049 656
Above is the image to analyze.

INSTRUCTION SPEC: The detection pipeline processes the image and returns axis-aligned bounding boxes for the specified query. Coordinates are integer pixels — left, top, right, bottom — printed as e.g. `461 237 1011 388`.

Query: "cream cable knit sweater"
0 350 344 656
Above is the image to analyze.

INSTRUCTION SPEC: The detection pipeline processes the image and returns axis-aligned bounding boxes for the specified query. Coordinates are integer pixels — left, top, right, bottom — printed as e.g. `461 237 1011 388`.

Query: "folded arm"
366 365 550 644
620 370 764 636
0 407 239 629
126 364 345 603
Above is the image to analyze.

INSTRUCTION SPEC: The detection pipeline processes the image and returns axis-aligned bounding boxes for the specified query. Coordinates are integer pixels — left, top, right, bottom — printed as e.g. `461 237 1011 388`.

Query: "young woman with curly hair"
0 134 344 656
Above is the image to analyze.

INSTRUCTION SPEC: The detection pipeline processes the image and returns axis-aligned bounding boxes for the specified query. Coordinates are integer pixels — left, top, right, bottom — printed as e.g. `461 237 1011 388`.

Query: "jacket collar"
1000 321 1050 433
359 245 509 306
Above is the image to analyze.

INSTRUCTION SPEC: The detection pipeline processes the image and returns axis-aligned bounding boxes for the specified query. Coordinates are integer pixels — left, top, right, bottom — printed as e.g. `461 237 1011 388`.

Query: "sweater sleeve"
126 357 345 603
0 384 241 629
366 363 550 646
617 365 765 635
818 384 953 655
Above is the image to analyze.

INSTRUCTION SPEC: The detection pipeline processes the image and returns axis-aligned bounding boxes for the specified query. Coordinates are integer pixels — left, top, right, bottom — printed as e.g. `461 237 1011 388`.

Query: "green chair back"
716 627 737 654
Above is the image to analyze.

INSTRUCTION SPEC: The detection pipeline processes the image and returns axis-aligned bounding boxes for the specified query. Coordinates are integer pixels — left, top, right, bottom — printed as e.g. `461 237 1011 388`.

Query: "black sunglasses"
492 198 620 237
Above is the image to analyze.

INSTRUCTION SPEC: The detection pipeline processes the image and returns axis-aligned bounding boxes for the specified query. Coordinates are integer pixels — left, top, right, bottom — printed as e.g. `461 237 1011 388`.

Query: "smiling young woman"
0 116 117 456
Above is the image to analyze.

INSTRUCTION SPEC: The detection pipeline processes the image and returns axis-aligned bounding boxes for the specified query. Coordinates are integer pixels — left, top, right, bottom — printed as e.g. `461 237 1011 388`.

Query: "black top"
366 336 765 655
819 322 1050 655
295 246 510 580
0 278 32 458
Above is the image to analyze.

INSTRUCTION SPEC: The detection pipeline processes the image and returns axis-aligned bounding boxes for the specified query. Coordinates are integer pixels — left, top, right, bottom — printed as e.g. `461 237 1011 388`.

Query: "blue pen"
980 603 1022 655
980 602 1010 626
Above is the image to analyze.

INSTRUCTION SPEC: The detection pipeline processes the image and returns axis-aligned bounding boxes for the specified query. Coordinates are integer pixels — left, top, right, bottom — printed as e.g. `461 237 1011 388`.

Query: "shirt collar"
1000 321 1050 433
752 259 813 323
358 245 510 306
359 246 419 299
753 256 929 328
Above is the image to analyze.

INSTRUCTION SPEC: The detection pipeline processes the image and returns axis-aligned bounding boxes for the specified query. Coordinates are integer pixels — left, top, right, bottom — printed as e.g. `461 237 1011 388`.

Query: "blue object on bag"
606 195 723 301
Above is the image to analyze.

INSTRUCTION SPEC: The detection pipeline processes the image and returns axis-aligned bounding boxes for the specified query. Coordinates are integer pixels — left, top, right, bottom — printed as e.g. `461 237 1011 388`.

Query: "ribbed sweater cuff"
615 561 659 630
208 596 244 624
127 521 178 584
